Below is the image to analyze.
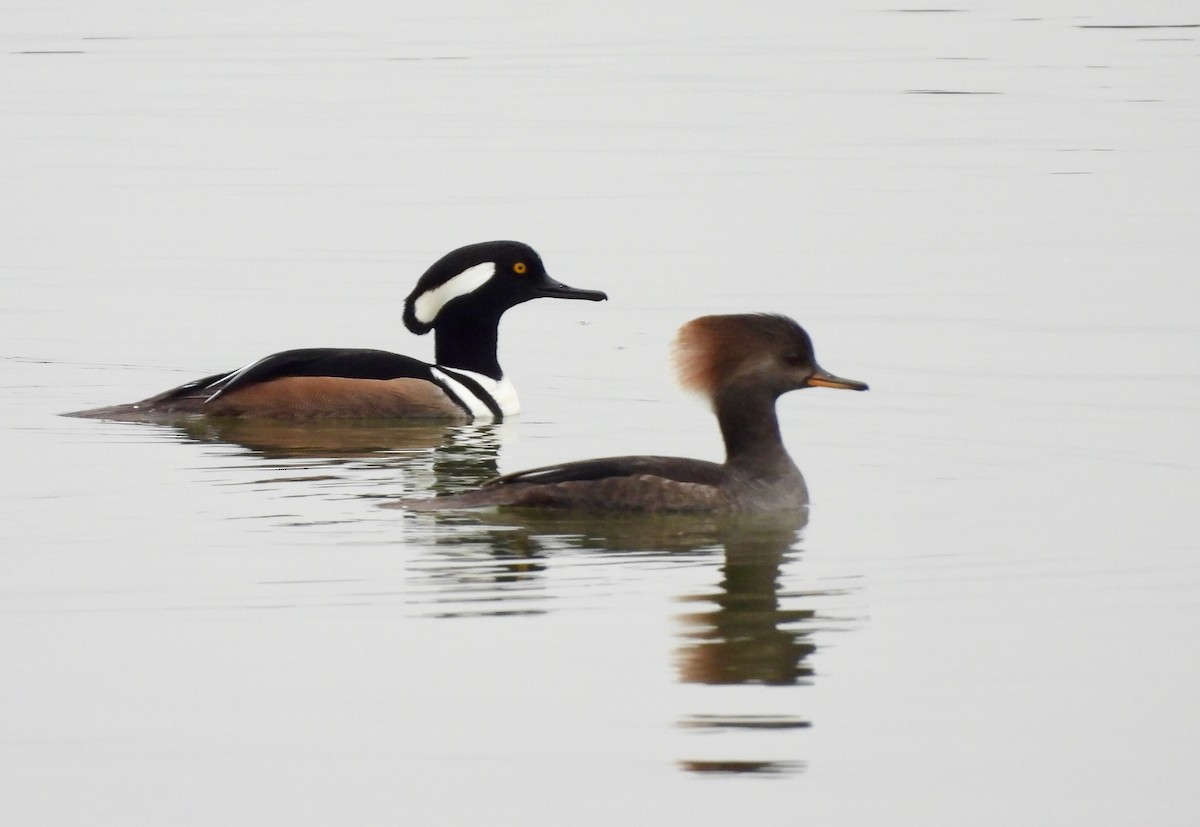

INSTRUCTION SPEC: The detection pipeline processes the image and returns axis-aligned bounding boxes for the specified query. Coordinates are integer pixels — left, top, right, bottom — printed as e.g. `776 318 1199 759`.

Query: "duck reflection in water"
674 510 817 777
406 507 841 777
675 510 815 687
140 417 508 495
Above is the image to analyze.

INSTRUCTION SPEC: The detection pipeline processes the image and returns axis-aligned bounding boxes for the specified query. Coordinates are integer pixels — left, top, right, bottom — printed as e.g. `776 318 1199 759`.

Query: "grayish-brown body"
394 313 867 513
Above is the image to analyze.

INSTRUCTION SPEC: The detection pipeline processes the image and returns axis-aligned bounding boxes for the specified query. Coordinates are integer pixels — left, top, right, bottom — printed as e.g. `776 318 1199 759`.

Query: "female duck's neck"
713 385 798 478
432 312 503 379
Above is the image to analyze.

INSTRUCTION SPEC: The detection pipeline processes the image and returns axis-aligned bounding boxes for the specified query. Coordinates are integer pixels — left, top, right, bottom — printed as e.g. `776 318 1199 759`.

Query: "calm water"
3 1 1199 824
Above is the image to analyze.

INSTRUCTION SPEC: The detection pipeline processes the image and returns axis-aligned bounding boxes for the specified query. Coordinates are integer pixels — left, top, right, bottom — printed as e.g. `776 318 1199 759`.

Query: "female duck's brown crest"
672 313 812 396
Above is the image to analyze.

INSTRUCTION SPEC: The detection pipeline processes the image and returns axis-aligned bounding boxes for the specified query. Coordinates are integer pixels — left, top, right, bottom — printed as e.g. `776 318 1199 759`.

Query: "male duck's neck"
433 310 503 379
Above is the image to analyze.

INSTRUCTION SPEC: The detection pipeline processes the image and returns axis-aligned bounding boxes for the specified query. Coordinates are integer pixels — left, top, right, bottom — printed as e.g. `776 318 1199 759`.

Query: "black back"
207 348 437 399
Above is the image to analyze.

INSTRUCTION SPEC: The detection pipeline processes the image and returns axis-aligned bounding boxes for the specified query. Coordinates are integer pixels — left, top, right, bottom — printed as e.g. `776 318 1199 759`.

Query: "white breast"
431 367 520 420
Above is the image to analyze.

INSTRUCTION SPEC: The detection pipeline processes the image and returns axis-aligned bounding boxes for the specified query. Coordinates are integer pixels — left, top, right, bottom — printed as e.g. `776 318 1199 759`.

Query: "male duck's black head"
403 240 607 335
401 240 607 380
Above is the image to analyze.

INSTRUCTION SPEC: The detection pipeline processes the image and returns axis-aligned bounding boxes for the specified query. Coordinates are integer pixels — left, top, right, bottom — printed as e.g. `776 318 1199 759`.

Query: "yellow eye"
513 262 528 275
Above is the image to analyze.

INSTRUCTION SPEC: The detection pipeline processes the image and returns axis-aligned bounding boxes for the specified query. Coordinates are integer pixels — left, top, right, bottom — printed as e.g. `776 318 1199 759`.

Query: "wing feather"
485 455 726 488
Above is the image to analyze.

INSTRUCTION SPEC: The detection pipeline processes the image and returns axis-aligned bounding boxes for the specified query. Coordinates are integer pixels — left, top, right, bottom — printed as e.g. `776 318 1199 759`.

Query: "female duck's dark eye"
783 351 805 367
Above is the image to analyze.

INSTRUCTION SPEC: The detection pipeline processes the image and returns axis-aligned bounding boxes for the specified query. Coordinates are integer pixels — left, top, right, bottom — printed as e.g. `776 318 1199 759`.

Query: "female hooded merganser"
65 241 606 422
395 313 867 512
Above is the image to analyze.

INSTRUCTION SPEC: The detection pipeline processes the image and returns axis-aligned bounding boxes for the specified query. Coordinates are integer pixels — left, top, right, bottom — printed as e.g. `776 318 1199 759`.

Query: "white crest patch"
413 262 494 324
431 367 520 420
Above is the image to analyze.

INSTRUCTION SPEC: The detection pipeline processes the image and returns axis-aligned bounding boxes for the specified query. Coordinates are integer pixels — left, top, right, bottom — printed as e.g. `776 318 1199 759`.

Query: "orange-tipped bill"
806 369 869 391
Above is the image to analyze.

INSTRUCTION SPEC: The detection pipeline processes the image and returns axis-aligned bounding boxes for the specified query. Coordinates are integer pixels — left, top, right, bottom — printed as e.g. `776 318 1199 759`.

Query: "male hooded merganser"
395 313 867 512
64 241 606 421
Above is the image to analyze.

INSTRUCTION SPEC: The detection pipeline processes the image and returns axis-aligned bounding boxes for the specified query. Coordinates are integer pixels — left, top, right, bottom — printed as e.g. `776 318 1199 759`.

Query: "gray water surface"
3 2 1199 824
